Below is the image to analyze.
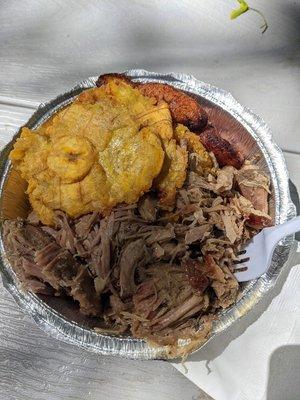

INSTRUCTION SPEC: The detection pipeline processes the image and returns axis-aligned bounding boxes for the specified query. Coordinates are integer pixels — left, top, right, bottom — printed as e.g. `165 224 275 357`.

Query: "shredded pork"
3 153 271 358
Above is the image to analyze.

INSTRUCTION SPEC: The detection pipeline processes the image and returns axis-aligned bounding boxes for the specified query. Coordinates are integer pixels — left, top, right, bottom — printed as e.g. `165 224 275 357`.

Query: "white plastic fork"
234 216 300 282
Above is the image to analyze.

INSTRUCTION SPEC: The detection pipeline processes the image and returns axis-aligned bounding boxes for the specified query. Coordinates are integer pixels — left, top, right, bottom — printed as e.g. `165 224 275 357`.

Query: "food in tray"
3 73 272 358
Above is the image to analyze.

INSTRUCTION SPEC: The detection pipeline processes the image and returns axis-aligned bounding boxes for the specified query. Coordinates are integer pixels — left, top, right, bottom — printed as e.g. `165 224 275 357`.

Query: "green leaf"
230 0 249 20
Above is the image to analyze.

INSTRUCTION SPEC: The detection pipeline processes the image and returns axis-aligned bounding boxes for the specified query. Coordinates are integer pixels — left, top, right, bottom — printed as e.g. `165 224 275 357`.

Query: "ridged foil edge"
0 69 296 360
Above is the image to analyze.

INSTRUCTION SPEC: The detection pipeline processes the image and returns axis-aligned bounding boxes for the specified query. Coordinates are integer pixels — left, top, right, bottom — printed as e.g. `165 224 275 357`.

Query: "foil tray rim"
0 69 296 360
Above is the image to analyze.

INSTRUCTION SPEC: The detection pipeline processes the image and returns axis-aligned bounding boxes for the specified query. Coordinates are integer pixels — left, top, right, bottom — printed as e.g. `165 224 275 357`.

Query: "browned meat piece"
161 242 186 260
138 194 157 222
235 162 270 214
184 224 210 244
25 278 53 295
199 126 244 169
215 166 235 192
183 255 238 309
22 258 47 281
119 239 146 298
109 294 128 314
133 279 165 319
43 213 89 258
204 254 226 281
74 212 98 240
229 194 272 229
204 106 257 162
26 211 40 225
3 219 53 274
183 255 225 294
241 186 268 214
232 162 271 229
35 243 102 316
211 272 239 309
204 255 239 309
132 263 208 334
183 259 210 293
35 244 74 288
145 224 175 245
70 268 102 316
151 241 186 262
21 224 52 254
96 73 208 131
150 294 206 331
96 219 111 278
247 212 272 229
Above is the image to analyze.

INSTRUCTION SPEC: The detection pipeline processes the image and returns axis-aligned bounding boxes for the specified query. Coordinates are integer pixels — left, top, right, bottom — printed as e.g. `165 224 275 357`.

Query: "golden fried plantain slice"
99 126 164 204
47 136 95 183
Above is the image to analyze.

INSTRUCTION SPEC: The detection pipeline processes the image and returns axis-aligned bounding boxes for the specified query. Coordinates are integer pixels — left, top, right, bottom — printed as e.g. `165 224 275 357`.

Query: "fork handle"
266 216 300 247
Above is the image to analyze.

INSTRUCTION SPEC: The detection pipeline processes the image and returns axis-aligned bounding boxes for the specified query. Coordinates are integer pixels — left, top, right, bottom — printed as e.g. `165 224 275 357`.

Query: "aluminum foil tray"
0 69 296 359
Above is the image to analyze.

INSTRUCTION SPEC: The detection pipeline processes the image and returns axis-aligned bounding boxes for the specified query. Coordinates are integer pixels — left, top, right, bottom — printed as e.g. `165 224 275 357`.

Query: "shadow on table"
124 2 300 71
267 345 300 400
9 0 300 96
173 180 300 366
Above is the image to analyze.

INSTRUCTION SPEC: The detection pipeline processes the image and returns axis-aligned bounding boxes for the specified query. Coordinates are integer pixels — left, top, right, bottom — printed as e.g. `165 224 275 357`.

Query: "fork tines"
233 256 250 265
234 266 248 273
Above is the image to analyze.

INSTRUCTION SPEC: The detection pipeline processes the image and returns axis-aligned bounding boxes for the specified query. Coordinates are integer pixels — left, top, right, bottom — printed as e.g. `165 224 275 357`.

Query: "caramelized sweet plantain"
97 73 208 131
199 126 244 169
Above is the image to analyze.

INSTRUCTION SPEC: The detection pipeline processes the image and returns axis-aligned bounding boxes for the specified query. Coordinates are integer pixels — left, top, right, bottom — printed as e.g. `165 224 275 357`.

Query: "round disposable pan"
0 70 296 359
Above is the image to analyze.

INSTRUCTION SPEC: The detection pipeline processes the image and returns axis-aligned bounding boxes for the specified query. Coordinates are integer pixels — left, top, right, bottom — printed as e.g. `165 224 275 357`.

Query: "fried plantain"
174 124 213 170
97 74 247 171
138 83 207 131
98 126 164 204
154 138 188 208
97 76 189 206
199 126 244 169
10 82 168 225
97 73 208 131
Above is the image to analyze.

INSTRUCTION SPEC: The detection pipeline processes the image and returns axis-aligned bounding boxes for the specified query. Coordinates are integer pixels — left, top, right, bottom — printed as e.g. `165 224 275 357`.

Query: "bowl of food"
0 69 295 359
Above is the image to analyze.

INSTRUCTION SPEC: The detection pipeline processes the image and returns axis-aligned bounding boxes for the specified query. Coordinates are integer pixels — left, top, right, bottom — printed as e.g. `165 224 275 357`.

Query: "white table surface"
0 1 299 399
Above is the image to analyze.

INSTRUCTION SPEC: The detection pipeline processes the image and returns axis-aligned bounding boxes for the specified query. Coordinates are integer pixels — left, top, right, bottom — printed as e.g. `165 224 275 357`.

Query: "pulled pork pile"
3 155 271 357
